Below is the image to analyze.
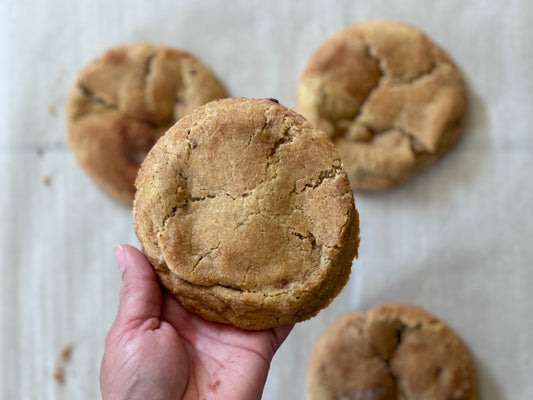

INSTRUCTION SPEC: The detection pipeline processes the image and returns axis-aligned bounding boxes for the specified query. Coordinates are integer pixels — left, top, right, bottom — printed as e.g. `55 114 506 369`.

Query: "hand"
100 245 293 400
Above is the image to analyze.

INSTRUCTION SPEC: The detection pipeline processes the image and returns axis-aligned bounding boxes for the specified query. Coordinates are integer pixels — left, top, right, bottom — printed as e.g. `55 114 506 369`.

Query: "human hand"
100 245 293 400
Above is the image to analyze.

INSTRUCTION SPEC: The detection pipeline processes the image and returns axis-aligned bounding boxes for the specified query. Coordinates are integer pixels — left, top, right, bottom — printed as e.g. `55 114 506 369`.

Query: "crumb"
36 148 44 157
59 345 72 362
41 175 51 186
266 98 279 103
53 365 64 384
47 105 56 116
53 344 73 384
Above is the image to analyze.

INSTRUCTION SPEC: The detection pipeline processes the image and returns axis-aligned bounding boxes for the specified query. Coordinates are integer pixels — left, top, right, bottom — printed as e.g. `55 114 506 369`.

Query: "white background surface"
1 0 532 398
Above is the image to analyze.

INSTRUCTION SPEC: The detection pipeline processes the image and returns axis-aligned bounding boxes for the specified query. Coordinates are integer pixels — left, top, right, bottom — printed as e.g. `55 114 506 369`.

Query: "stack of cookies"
133 97 359 330
67 19 475 399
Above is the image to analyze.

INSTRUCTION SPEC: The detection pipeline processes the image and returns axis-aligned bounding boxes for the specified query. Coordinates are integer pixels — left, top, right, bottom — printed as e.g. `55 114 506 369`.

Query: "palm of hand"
100 245 292 400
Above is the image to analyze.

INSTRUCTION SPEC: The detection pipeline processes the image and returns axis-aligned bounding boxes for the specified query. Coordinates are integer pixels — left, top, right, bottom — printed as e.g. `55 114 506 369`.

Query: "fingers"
114 244 162 330
160 293 194 331
271 323 294 348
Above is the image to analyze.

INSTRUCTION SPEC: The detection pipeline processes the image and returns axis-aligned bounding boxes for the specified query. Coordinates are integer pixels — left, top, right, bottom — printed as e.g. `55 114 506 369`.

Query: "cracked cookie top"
134 98 359 330
67 43 227 205
307 303 477 400
297 20 466 190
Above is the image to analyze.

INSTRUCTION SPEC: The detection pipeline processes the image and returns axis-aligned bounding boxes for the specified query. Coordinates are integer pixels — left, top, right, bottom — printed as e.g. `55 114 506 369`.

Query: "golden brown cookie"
133 97 359 330
67 43 227 205
307 303 478 400
297 20 466 190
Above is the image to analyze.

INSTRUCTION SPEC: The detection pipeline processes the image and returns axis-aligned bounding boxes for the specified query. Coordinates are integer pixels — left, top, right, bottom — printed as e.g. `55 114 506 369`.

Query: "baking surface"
1 0 532 398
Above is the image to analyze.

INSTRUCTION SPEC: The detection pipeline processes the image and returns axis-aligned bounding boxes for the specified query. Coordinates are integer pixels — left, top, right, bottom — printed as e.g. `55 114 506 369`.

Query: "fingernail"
115 245 126 272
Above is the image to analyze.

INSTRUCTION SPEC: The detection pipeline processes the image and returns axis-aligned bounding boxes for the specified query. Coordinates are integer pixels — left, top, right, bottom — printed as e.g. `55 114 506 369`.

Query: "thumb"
114 244 162 330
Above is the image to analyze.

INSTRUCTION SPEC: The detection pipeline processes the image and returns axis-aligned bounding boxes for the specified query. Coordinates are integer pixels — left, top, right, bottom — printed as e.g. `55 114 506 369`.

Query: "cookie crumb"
59 345 72 362
266 98 279 103
47 105 56 116
53 365 64 384
53 344 73 384
41 175 51 186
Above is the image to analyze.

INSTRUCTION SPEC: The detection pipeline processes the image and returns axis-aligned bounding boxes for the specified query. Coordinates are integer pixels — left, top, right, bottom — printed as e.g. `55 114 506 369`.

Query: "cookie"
297 20 466 190
133 97 359 330
67 43 228 205
307 303 477 400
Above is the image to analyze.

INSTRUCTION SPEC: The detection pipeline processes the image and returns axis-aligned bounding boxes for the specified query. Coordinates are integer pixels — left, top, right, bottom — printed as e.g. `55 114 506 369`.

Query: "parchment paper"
1 0 532 398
